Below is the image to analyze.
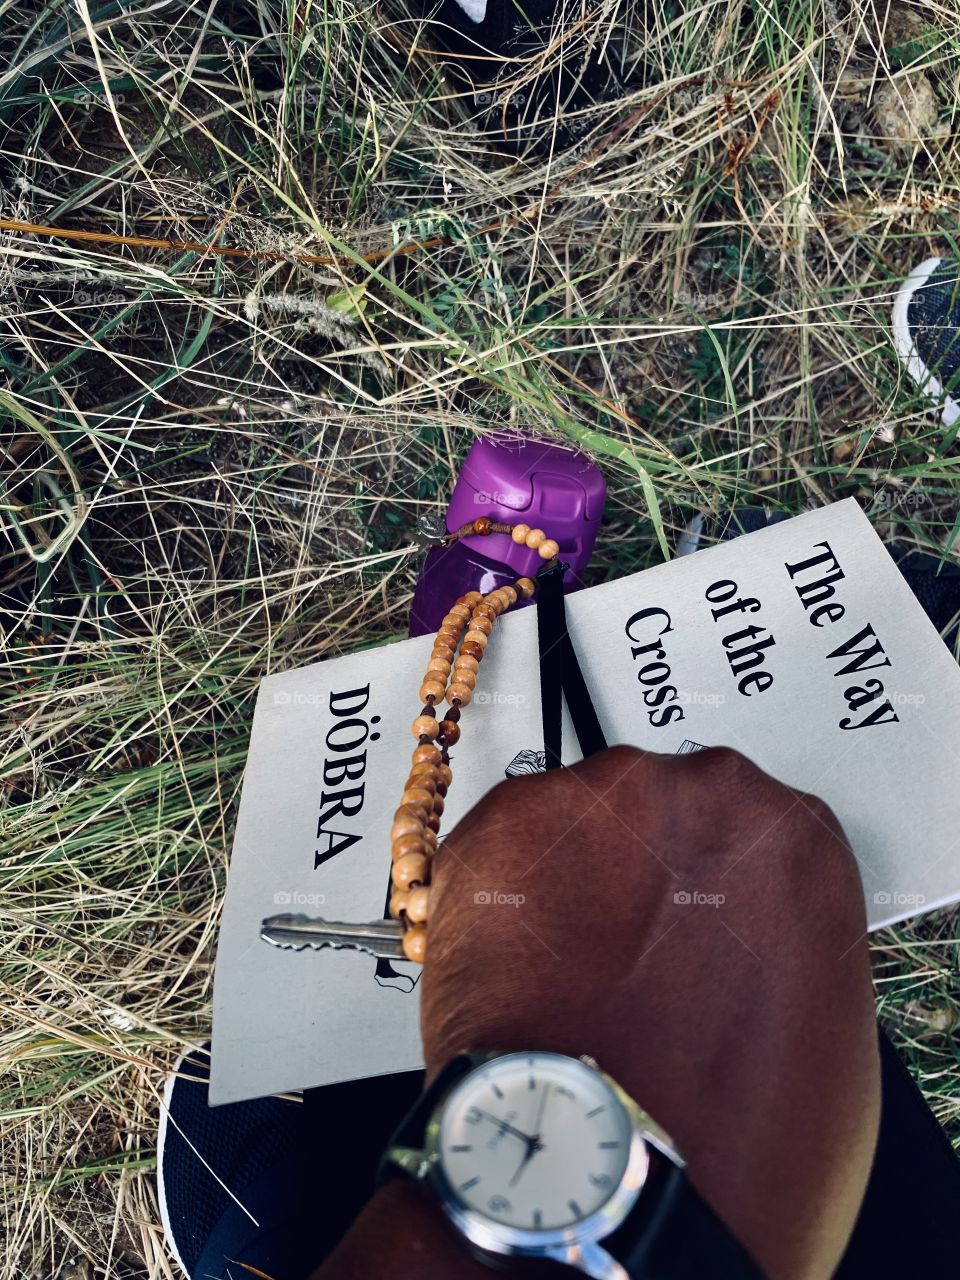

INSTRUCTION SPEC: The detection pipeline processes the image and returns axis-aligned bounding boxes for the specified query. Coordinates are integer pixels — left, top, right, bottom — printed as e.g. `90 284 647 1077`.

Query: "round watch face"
436 1052 636 1233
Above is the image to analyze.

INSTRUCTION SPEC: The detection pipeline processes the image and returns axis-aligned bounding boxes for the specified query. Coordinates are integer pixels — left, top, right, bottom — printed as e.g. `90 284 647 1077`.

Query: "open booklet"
210 499 960 1104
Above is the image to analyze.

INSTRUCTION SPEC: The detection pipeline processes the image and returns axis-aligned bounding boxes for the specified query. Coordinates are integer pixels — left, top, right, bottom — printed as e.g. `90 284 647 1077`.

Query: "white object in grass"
891 255 960 427
452 0 487 22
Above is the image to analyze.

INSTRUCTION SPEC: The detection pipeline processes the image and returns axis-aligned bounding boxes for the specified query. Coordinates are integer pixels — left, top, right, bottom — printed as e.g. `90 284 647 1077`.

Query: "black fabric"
835 1029 960 1276
890 546 960 647
411 0 624 152
299 1070 426 1259
712 507 790 541
160 1047 424 1280
159 1044 315 1280
906 259 960 386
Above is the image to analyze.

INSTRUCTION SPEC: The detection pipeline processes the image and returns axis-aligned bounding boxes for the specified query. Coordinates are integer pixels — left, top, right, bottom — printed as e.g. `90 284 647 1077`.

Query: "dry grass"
2 0 959 1274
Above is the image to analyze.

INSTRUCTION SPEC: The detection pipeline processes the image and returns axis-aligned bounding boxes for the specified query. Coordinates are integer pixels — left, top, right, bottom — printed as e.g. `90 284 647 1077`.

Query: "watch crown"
579 1054 600 1072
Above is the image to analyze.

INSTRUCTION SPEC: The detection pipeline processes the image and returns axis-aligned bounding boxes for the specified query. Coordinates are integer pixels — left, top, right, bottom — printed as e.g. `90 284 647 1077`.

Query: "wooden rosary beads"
389 517 562 962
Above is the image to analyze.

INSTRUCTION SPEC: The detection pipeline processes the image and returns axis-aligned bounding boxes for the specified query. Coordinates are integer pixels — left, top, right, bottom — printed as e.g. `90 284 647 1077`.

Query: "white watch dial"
437 1052 634 1232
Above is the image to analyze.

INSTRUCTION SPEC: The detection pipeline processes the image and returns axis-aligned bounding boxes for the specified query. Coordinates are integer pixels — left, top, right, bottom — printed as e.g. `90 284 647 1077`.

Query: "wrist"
310 1179 516 1280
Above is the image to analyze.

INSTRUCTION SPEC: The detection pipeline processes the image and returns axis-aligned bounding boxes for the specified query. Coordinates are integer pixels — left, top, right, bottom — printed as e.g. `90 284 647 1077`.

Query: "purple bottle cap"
445 432 606 583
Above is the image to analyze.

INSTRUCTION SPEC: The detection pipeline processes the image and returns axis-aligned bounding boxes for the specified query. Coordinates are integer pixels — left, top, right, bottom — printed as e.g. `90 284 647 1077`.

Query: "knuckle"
585 743 643 776
798 790 841 831
688 745 763 783
603 743 646 764
794 791 853 858
777 790 860 901
441 771 545 860
575 743 653 779
487 768 545 808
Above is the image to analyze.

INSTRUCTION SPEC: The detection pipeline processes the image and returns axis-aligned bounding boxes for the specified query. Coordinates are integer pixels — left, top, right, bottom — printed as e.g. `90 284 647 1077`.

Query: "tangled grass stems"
2 0 960 1273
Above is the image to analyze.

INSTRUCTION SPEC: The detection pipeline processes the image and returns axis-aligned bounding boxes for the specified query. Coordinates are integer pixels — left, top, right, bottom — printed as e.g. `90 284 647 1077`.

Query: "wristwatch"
378 1050 766 1279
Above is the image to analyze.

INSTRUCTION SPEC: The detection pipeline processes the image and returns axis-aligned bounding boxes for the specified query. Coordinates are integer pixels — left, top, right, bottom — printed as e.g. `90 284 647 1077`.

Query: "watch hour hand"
474 1109 536 1146
508 1142 538 1186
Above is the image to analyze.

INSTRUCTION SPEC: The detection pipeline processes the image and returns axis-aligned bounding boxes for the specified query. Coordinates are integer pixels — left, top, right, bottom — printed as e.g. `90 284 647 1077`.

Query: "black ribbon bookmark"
536 564 607 767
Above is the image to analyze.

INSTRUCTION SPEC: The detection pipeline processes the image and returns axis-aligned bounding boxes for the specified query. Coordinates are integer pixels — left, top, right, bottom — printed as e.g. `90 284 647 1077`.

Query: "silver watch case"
385 1051 686 1280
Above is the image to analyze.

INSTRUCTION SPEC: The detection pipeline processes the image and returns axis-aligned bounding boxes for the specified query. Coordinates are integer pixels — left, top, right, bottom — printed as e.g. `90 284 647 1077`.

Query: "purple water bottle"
409 433 606 638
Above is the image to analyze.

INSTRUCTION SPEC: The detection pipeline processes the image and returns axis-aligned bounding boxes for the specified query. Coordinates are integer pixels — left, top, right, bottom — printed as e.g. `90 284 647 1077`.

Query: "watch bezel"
418 1050 673 1263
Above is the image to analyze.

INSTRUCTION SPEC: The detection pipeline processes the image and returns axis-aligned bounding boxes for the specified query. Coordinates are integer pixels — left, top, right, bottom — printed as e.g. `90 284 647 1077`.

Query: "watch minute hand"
532 1083 551 1137
509 1086 550 1186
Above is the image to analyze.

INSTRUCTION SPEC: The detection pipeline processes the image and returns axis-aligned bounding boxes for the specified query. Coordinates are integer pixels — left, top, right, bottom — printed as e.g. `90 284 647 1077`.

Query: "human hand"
420 746 880 1279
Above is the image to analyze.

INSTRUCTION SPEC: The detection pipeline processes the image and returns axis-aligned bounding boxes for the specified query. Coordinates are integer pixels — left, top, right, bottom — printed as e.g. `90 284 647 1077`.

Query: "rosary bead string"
391 517 557 962
445 517 561 563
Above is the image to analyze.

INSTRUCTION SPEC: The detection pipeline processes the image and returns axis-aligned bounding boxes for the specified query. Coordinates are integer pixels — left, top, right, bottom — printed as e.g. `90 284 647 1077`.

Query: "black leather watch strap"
603 1154 766 1278
376 1053 476 1185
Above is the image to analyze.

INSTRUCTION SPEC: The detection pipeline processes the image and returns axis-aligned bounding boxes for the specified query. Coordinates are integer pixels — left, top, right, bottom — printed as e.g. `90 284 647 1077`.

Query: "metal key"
260 912 406 959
